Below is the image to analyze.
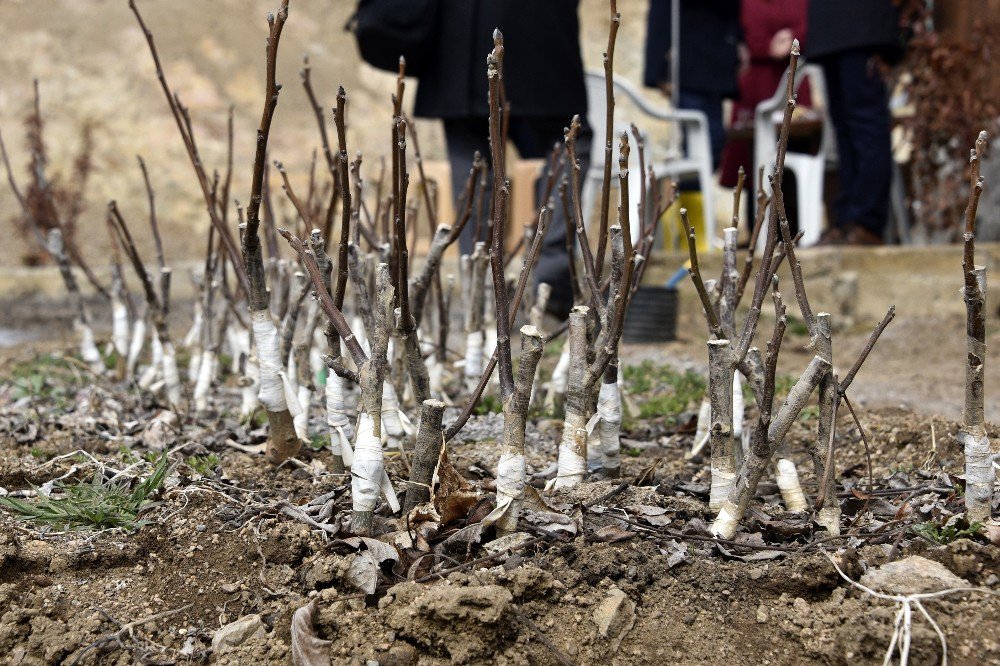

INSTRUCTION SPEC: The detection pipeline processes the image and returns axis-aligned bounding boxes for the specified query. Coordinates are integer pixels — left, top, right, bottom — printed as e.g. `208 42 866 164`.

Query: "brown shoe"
814 227 844 246
842 225 884 246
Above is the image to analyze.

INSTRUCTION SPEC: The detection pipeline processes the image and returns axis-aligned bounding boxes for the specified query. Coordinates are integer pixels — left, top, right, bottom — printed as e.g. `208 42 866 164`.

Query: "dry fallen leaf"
337 537 400 565
588 524 636 543
432 447 481 524
290 599 332 666
346 551 380 594
626 504 668 516
522 510 578 536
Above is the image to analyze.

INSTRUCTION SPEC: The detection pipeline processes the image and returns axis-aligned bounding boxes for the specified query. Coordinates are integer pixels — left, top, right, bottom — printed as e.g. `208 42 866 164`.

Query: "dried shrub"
896 7 1000 238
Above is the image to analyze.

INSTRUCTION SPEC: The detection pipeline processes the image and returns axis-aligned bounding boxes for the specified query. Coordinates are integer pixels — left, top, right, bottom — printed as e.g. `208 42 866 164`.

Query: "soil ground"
1 303 1000 665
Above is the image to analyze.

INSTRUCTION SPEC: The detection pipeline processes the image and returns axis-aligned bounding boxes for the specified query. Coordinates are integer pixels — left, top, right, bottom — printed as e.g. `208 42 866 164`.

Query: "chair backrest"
584 70 685 170
754 63 835 169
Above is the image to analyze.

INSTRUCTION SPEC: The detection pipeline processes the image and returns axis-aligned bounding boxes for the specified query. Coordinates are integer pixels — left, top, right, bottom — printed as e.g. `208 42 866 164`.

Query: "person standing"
643 0 741 167
414 0 590 319
719 0 810 188
807 0 902 245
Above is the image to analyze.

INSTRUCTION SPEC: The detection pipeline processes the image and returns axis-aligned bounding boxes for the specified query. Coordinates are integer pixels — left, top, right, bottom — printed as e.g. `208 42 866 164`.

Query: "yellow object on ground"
663 191 708 252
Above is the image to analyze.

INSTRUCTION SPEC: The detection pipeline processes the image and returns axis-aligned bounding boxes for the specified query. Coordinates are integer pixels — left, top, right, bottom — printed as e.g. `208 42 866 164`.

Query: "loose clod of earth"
0 1 997 664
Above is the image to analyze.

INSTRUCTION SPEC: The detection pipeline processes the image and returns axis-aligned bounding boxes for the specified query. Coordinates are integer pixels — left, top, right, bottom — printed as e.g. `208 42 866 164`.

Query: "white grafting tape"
962 431 994 517
252 310 287 412
326 373 355 440
111 299 129 356
775 458 808 512
709 466 736 512
188 349 202 386
194 350 215 412
484 451 525 525
586 412 602 472
555 424 587 488
732 372 745 439
182 307 202 348
280 372 302 418
381 381 406 443
464 331 483 389
294 385 310 441
76 321 104 374
138 333 163 389
126 318 146 378
711 502 739 538
597 381 622 470
161 341 182 407
352 412 399 513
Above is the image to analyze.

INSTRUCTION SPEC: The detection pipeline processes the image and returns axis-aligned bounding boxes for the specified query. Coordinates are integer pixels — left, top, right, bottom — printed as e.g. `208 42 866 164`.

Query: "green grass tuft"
622 361 706 420
474 394 504 416
913 518 982 545
185 453 220 476
0 453 171 531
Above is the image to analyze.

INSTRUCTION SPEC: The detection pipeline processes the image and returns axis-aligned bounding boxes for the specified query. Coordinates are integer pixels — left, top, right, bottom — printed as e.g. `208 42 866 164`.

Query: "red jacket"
720 0 810 186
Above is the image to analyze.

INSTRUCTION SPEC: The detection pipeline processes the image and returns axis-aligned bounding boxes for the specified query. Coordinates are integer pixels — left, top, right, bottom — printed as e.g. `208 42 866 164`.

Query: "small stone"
211 614 265 653
860 556 968 595
196 524 207 532
592 587 635 642
756 605 769 623
221 583 239 594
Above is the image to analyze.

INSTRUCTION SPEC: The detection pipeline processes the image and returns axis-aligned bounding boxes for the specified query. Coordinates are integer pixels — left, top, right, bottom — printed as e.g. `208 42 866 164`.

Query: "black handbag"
349 0 440 76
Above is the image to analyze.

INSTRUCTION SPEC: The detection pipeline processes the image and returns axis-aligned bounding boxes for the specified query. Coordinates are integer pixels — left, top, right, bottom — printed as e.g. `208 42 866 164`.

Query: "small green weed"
118 445 140 465
798 405 820 422
786 316 811 337
622 361 705 420
474 395 503 416
543 336 566 358
185 454 220 476
0 453 171 531
249 410 268 428
8 354 78 403
913 518 982 545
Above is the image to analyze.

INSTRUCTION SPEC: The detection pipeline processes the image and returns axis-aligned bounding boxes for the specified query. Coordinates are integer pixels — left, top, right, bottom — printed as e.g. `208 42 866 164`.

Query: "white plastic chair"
583 70 716 246
753 63 833 247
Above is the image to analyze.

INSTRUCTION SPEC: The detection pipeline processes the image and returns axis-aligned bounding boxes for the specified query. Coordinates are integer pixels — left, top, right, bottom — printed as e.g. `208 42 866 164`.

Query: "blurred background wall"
0 0 651 267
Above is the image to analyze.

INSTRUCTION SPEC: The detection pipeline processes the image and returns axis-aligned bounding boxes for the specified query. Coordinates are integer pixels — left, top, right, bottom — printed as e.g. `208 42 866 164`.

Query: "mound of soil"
2 345 999 665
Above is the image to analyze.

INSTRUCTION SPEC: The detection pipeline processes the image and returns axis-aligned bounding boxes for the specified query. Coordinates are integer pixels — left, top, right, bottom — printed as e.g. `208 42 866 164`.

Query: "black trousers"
444 116 592 319
816 48 892 235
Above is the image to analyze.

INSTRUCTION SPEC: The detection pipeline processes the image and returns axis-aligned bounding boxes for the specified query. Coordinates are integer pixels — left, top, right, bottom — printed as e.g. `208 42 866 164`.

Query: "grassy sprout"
913 518 983 545
185 453 220 476
0 453 171 531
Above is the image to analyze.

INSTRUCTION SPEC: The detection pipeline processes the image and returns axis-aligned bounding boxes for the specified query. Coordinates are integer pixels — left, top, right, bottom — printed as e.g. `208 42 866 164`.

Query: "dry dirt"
2 310 1000 665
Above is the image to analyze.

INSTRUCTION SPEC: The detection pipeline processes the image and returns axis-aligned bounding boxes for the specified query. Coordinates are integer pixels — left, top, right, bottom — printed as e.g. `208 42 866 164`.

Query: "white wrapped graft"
484 451 525 526
138 333 162 389
75 320 104 375
775 458 808 512
161 340 182 408
326 371 355 466
464 331 484 393
351 412 399 513
125 317 146 379
252 309 287 412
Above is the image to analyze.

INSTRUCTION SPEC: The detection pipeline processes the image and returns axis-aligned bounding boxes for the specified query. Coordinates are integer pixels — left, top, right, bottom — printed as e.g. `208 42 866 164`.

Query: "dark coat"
806 0 902 61
643 0 740 95
413 0 587 120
